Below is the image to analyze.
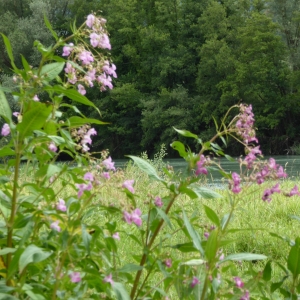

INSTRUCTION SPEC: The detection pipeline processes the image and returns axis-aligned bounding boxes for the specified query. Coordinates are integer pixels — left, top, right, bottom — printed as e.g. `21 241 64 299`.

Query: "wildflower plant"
0 12 300 300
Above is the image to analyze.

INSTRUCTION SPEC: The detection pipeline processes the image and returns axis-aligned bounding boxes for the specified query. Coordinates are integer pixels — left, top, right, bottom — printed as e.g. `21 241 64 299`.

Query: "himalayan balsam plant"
0 12 300 300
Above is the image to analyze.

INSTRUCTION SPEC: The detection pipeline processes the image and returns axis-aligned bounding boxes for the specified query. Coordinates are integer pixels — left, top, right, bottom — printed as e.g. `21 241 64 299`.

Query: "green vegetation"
2 0 300 157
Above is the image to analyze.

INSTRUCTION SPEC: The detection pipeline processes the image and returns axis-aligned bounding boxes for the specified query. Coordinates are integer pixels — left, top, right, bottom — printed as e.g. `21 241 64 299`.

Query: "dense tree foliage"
2 0 300 157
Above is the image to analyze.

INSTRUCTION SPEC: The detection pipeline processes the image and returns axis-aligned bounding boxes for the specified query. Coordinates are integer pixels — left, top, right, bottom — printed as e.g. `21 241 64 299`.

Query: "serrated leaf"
203 205 220 227
40 62 65 81
173 127 198 139
182 210 204 255
44 15 58 40
113 282 131 300
219 253 267 264
118 264 143 273
189 184 222 199
0 86 12 123
16 103 52 139
170 141 187 158
19 245 52 273
127 156 162 181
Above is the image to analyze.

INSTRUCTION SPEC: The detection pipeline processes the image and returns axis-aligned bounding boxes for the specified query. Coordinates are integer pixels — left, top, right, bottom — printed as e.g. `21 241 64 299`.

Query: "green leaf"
21 55 30 72
81 224 91 254
205 230 218 262
182 210 204 255
0 294 18 300
156 207 173 229
67 116 108 127
127 156 162 181
0 248 16 255
170 242 198 252
203 205 220 227
170 141 188 158
118 264 143 273
0 34 18 72
179 187 198 199
17 103 52 139
45 86 99 112
44 15 58 40
0 86 12 123
113 282 131 300
263 261 272 281
40 62 65 81
287 237 300 277
173 127 198 139
219 253 267 264
19 245 52 273
189 184 222 199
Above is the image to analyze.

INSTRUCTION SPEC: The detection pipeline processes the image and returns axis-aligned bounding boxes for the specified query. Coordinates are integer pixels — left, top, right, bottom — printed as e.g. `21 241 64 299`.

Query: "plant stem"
6 151 21 285
130 192 178 300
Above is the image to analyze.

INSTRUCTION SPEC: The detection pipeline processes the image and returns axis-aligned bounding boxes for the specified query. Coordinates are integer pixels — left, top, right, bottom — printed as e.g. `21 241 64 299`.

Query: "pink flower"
77 84 86 95
62 43 74 56
102 172 110 179
103 273 114 286
271 183 280 193
84 172 94 181
50 221 61 232
195 155 208 176
154 196 163 207
78 51 94 65
123 209 142 227
33 95 39 101
231 172 241 193
204 232 210 239
86 14 95 28
191 276 199 288
56 198 67 212
234 276 244 288
112 232 120 240
103 61 117 78
277 166 287 178
90 32 100 47
48 142 57 152
289 185 300 197
262 189 272 202
98 33 111 50
13 112 20 117
69 272 81 283
164 259 172 268
240 290 250 300
102 156 116 171
75 182 93 198
1 123 10 136
122 180 135 193
131 208 142 226
87 128 97 136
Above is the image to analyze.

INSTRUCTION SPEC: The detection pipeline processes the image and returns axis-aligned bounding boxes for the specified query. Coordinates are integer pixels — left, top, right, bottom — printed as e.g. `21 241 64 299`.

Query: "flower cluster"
229 172 242 194
123 208 142 227
71 125 97 153
1 123 10 136
235 104 258 145
195 154 209 175
75 172 94 198
62 13 117 93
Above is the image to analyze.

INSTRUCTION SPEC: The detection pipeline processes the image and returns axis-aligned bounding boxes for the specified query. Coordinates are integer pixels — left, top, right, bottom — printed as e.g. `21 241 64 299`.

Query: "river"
115 155 300 183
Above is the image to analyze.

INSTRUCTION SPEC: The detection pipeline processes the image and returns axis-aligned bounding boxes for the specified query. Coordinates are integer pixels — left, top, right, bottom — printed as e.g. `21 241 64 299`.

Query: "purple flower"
1 123 10 136
112 232 120 240
262 189 272 202
33 95 39 101
154 196 163 207
277 166 287 178
103 274 114 286
122 180 135 193
13 112 20 117
86 14 95 28
90 32 100 47
98 33 111 50
164 259 172 268
195 155 208 176
50 220 61 232
102 156 116 171
83 172 94 181
231 172 241 194
191 276 199 288
48 142 57 152
103 61 117 78
289 185 300 197
271 183 280 193
62 43 74 56
77 84 86 95
102 172 110 179
234 277 244 288
69 272 81 283
204 232 210 239
123 209 142 227
75 182 93 198
78 51 94 65
240 290 250 300
56 198 67 212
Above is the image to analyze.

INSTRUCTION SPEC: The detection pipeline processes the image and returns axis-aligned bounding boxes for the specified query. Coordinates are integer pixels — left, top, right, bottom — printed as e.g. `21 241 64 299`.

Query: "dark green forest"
1 0 300 158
